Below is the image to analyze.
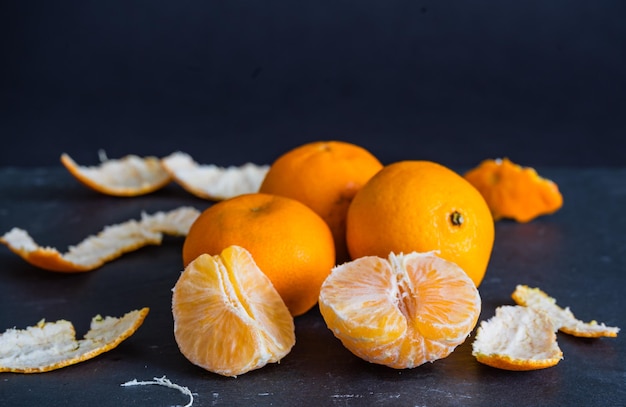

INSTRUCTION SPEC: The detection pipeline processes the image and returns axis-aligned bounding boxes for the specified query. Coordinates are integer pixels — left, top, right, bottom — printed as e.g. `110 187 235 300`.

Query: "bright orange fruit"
182 193 335 316
172 246 295 377
346 160 494 287
319 251 481 369
463 158 563 222
259 140 383 262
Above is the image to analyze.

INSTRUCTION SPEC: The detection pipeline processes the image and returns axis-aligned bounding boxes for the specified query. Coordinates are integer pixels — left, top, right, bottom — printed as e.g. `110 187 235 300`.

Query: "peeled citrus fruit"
162 151 269 200
346 160 494 287
463 157 563 222
259 140 383 262
172 245 295 377
472 305 563 371
182 193 335 316
318 251 481 369
0 308 149 373
61 153 171 197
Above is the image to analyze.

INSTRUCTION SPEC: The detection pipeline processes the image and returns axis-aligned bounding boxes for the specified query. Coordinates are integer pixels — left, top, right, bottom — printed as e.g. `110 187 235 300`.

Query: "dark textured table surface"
0 166 624 406
2 1 626 405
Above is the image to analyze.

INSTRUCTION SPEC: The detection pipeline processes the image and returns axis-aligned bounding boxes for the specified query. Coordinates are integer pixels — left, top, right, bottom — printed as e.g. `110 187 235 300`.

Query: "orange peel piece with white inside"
0 207 200 272
61 152 172 196
472 305 563 371
512 285 619 338
161 151 269 200
0 308 149 373
463 157 563 222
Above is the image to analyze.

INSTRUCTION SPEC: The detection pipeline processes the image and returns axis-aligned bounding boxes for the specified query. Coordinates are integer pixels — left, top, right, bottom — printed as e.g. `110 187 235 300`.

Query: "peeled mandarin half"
61 153 171 196
161 151 269 200
0 207 200 272
463 157 563 223
472 305 563 371
0 308 149 373
318 251 481 369
512 285 620 338
172 245 295 377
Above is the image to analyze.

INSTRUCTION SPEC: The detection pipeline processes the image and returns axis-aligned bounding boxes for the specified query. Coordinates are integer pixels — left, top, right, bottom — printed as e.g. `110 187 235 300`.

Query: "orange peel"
61 152 172 197
512 285 620 338
0 207 200 272
0 308 149 373
161 151 269 200
472 305 563 371
463 157 563 222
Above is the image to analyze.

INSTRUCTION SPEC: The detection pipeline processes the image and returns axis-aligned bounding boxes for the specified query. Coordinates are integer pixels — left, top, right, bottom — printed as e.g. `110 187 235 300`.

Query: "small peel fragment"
121 376 194 407
0 308 149 373
162 151 269 200
0 207 200 272
464 157 563 222
472 305 563 371
61 152 172 197
512 285 620 338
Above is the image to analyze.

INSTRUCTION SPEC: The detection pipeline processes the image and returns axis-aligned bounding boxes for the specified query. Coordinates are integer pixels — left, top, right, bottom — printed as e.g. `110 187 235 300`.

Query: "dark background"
2 1 625 168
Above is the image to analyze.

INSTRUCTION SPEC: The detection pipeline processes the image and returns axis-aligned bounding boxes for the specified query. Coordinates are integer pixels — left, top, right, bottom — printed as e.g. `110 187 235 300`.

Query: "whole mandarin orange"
346 161 494 286
259 140 383 263
182 193 335 316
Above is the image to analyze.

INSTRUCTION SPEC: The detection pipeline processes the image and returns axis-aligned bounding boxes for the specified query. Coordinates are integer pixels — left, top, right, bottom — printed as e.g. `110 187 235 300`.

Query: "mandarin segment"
61 153 171 197
172 246 295 377
346 160 494 287
472 305 563 371
0 308 149 373
463 158 563 223
512 285 620 338
319 251 481 369
161 151 269 200
259 140 383 263
182 193 335 316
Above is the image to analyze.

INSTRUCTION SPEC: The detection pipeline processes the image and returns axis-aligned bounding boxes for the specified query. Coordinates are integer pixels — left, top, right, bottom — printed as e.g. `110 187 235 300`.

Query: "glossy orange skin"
259 140 383 263
183 193 335 316
346 160 494 287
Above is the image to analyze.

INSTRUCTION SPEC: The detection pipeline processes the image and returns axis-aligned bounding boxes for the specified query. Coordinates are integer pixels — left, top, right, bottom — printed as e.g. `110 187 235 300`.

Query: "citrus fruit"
182 193 335 316
162 151 269 200
318 251 481 369
472 305 563 371
172 245 295 377
0 308 149 373
512 285 619 338
346 160 494 287
61 153 171 197
259 140 383 262
463 157 563 222
0 207 200 272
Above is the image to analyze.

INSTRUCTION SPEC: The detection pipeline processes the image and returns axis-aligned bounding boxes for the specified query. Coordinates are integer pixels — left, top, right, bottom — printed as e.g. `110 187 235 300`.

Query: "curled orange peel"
512 285 619 338
464 158 563 222
0 308 149 373
161 152 269 201
472 305 563 371
61 153 172 197
0 207 200 272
